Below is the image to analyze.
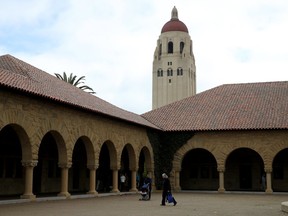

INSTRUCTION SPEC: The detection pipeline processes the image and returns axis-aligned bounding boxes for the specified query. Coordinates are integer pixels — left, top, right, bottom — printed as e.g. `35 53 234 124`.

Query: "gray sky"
1 0 287 114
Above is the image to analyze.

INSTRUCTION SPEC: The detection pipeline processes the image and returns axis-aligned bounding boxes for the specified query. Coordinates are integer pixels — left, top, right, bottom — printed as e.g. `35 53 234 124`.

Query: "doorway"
239 165 252 189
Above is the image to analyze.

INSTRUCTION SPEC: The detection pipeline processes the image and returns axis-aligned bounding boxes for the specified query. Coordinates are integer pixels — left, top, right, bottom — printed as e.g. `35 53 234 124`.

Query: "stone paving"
0 192 287 216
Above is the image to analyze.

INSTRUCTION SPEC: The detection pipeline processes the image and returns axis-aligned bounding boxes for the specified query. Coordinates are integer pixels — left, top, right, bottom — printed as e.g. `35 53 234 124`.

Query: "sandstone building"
0 8 287 201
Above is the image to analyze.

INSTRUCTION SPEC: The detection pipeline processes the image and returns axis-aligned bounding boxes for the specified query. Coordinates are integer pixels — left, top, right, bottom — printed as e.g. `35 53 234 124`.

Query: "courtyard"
0 192 287 216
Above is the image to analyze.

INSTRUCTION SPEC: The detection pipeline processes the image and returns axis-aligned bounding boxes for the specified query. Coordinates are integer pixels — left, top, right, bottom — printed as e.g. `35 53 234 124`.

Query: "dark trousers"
161 190 168 205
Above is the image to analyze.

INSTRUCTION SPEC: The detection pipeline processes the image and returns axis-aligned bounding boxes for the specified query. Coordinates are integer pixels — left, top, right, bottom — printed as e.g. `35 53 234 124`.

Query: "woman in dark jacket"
161 173 177 206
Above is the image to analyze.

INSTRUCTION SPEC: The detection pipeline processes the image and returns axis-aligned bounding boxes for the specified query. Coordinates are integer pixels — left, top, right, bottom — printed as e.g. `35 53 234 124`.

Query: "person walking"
120 173 126 192
161 173 177 206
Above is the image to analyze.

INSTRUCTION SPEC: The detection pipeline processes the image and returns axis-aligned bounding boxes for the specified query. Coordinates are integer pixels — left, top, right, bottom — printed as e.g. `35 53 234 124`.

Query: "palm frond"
54 72 95 94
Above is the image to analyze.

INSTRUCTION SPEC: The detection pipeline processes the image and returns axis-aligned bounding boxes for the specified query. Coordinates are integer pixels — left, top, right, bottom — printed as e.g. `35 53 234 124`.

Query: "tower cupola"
161 6 188 33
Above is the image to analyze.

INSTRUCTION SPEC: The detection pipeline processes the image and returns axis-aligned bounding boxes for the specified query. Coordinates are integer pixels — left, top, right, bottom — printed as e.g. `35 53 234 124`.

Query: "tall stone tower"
152 6 196 109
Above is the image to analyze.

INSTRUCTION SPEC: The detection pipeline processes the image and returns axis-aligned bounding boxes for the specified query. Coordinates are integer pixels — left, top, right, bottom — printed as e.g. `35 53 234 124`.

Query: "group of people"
137 172 177 206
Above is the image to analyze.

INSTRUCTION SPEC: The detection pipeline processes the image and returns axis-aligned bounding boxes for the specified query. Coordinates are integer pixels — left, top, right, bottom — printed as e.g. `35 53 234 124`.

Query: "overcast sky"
1 0 287 114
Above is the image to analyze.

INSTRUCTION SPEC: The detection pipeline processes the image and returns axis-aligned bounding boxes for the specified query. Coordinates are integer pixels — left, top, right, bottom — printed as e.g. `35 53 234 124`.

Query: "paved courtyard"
0 192 287 216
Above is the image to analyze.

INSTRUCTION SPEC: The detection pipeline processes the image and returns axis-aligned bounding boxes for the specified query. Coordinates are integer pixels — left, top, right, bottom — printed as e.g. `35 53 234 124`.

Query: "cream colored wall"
152 31 196 109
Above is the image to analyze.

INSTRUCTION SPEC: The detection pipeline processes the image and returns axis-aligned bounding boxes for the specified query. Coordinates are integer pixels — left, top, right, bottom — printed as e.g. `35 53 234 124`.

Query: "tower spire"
171 6 178 20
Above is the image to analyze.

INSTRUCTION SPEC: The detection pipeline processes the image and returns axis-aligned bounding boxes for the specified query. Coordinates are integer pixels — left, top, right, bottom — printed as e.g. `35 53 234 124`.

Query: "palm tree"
55 72 95 94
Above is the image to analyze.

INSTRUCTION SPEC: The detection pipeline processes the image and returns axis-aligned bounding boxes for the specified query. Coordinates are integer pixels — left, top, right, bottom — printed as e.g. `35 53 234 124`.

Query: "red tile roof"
0 54 158 129
142 81 288 131
161 19 188 33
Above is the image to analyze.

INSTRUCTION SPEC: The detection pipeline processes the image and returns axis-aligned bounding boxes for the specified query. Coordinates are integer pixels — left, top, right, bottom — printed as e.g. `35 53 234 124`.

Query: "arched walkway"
272 148 288 192
0 124 26 196
180 148 218 190
225 148 264 191
138 146 153 189
34 132 60 195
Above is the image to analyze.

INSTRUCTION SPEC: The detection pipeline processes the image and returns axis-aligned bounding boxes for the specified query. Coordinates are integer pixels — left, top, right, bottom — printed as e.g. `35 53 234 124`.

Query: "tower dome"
161 6 188 33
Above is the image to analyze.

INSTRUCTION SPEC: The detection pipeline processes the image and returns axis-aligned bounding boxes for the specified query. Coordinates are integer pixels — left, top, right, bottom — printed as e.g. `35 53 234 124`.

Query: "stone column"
174 170 181 191
111 169 120 193
87 164 98 195
218 167 225 193
58 163 71 197
130 170 137 192
265 168 273 194
147 170 155 191
21 160 37 200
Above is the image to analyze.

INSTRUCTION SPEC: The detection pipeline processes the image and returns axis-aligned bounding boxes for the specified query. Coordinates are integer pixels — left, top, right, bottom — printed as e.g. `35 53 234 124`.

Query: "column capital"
110 166 119 171
174 168 181 172
217 166 225 172
58 162 72 169
21 160 38 167
87 164 98 170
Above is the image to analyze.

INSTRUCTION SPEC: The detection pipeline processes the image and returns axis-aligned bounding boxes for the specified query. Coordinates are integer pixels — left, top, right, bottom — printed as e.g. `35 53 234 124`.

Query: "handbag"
167 192 174 203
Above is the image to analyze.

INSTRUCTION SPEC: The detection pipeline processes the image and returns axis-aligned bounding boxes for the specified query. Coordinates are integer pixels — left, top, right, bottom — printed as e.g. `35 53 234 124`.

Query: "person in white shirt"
120 174 126 192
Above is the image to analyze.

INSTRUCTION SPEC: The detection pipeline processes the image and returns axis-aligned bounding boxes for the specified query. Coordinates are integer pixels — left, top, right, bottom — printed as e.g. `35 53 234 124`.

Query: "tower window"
157 69 163 77
180 42 184 54
168 62 172 66
177 68 183 76
168 42 173 54
167 68 173 76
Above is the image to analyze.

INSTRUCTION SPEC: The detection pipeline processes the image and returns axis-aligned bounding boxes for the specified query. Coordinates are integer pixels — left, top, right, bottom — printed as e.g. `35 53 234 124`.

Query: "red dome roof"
161 6 189 33
161 19 188 33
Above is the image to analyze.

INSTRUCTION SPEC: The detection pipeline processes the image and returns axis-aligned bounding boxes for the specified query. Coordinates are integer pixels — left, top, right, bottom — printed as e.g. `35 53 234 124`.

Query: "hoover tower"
152 6 196 109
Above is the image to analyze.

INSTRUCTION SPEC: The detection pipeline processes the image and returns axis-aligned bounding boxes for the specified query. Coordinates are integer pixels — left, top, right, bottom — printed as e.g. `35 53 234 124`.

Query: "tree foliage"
147 130 194 189
55 72 95 94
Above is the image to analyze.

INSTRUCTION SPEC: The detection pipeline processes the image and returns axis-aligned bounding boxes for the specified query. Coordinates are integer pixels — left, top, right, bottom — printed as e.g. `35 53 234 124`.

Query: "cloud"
0 0 287 114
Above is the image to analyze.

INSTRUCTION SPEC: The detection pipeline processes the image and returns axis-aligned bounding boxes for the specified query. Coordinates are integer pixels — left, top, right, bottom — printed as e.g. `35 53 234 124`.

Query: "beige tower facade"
152 7 196 109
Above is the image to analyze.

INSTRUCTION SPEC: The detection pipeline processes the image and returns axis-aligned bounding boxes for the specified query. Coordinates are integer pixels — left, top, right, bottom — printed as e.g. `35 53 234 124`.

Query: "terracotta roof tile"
0 54 158 129
142 81 288 131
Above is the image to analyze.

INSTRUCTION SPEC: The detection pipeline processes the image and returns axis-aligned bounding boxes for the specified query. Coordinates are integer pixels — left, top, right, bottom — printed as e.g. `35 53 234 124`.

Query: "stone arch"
69 135 96 193
272 148 288 191
180 148 218 190
224 147 264 191
34 130 65 195
101 140 117 170
223 146 265 170
121 143 136 171
71 127 100 162
118 144 136 191
138 146 153 172
1 124 33 162
137 145 154 189
96 140 117 192
32 119 71 164
0 124 31 196
260 139 288 173
45 130 68 166
73 136 96 167
172 141 217 175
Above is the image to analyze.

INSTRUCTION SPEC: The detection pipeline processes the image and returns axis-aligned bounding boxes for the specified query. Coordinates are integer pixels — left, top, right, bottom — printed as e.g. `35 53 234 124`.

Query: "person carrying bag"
160 173 177 206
